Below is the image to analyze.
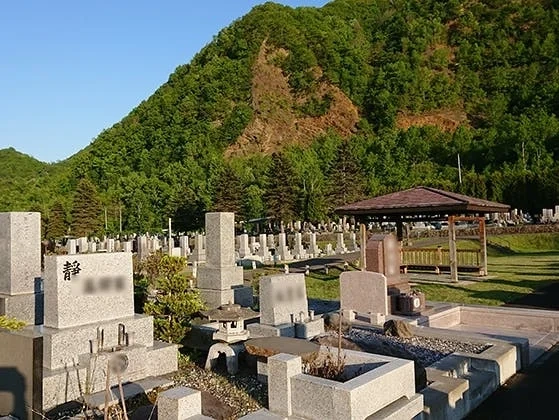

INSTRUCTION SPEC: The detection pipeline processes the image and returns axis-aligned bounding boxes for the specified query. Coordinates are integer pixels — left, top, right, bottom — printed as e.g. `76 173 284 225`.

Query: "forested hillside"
2 0 559 236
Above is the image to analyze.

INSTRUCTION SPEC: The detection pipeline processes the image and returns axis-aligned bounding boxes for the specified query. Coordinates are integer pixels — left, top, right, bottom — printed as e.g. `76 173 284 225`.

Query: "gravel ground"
173 362 266 419
347 327 491 367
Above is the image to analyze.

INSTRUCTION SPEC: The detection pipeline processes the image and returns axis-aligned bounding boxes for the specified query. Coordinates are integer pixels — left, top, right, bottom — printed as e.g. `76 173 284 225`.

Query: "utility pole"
457 153 462 185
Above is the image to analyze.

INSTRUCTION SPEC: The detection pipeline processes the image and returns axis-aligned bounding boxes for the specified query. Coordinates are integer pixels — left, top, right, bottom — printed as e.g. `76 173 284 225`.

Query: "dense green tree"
71 178 103 237
212 164 244 217
327 142 367 211
46 201 67 239
264 153 299 223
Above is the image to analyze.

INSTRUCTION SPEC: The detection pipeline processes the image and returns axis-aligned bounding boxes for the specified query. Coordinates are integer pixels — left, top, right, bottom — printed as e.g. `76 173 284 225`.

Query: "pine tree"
264 153 299 223
71 178 103 237
46 201 67 239
328 142 366 211
142 254 205 343
212 165 244 217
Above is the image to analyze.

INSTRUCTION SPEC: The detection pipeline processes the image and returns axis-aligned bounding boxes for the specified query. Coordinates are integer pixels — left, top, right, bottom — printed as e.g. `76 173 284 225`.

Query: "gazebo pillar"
448 215 458 282
396 220 404 242
360 223 367 271
479 217 488 276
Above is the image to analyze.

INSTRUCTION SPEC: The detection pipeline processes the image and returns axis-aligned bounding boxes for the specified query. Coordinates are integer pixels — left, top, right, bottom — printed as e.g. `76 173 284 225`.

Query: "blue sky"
0 0 329 163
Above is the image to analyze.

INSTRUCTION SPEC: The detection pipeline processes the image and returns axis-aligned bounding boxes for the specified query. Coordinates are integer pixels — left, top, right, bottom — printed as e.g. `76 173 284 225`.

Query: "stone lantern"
201 303 259 344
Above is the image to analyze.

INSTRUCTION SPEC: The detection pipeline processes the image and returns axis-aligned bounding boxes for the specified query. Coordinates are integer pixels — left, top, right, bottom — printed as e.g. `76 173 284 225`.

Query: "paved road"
468 281 559 419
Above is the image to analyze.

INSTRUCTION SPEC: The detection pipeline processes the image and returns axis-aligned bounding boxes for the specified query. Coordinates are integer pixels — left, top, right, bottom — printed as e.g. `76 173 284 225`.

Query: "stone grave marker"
258 234 270 261
67 239 77 255
340 271 388 324
44 252 134 329
292 232 306 259
238 233 250 258
248 273 323 339
197 212 252 308
335 232 347 254
366 233 409 312
0 212 42 324
308 232 321 257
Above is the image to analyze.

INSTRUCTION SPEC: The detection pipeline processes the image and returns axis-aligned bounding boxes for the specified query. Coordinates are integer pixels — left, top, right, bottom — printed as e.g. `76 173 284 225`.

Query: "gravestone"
258 234 270 261
179 235 190 257
0 212 43 324
335 232 347 254
41 251 177 409
122 240 133 252
150 237 160 252
137 235 149 260
308 232 321 257
260 274 308 326
77 237 88 253
340 271 388 324
191 234 206 263
197 213 253 308
277 233 293 261
67 239 77 255
366 233 409 312
44 253 134 329
267 234 275 249
238 234 250 258
292 232 307 260
250 236 259 255
107 238 115 253
248 273 323 339
349 231 358 251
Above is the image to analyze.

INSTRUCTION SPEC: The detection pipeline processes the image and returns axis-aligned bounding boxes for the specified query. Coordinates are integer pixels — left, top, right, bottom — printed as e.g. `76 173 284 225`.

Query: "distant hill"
0 147 46 178
0 148 49 211
2 0 559 234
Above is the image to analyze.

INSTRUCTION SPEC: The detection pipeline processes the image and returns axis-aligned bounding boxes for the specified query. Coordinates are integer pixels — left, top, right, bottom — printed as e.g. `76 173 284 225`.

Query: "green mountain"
0 148 50 211
2 0 559 235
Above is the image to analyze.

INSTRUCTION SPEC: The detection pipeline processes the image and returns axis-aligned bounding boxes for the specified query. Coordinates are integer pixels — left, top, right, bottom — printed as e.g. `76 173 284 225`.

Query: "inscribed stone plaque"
0 212 41 295
340 271 388 315
259 274 308 326
44 252 134 329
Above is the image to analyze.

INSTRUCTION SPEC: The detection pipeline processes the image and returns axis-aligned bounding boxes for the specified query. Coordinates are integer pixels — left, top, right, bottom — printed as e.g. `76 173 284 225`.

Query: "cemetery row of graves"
1 211 559 419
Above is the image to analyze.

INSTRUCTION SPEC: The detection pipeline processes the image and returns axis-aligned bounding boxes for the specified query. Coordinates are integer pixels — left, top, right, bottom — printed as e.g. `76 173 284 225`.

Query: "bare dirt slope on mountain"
396 108 468 132
226 41 359 156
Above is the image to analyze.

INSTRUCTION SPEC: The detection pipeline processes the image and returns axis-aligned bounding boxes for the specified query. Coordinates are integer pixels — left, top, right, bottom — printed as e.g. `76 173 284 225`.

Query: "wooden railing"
401 247 481 272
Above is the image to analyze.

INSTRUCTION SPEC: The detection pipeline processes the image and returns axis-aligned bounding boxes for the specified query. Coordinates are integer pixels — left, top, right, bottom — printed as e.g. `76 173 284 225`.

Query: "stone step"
83 375 174 409
366 394 424 420
461 369 498 409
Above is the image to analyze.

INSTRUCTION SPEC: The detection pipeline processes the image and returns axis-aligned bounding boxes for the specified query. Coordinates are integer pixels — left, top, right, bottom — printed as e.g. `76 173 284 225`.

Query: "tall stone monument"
0 212 43 324
197 212 253 308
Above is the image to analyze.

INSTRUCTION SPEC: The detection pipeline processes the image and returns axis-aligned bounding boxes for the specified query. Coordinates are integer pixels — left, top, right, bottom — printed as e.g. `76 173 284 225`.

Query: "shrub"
139 252 205 343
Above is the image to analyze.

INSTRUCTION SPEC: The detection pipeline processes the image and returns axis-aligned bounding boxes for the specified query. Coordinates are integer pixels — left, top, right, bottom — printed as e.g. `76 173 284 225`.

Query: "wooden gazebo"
335 186 510 281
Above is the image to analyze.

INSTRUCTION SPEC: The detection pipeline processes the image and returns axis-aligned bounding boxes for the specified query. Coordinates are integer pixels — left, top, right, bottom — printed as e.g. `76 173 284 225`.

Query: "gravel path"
347 327 491 367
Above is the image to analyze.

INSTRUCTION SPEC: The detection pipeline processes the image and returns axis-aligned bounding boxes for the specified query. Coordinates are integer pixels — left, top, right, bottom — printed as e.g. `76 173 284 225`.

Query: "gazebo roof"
335 186 510 219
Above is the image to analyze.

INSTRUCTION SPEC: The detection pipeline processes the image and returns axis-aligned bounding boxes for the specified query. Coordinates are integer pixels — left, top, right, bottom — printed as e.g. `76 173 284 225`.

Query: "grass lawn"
415 251 559 306
305 266 345 301
304 233 559 306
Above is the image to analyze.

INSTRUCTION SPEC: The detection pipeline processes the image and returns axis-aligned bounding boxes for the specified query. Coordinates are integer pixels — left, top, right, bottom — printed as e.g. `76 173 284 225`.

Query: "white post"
168 218 172 256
